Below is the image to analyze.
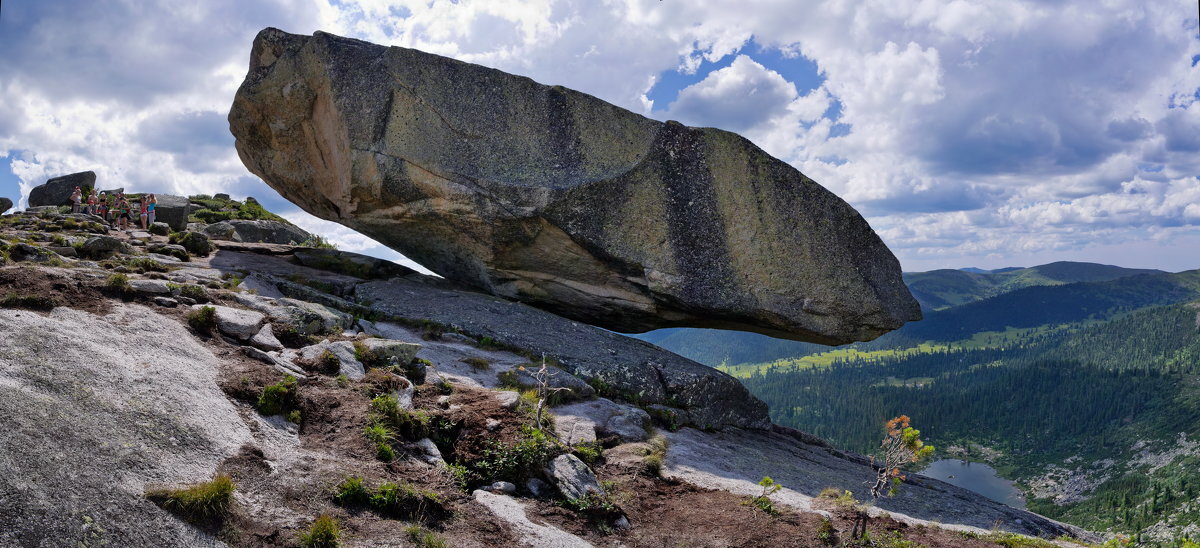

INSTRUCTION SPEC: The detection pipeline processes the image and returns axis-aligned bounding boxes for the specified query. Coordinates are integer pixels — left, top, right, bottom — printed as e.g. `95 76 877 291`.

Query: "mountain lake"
920 460 1027 509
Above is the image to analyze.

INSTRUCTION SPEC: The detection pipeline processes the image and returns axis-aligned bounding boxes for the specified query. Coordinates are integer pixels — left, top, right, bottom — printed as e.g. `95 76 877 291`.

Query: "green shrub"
187 305 218 333
299 235 338 249
287 410 303 424
193 208 234 224
817 517 837 546
257 375 299 416
147 474 236 520
50 234 68 246
298 514 341 548
642 435 668 476
456 426 558 489
125 257 170 273
333 476 371 506
404 525 448 548
178 284 208 302
370 482 441 519
744 476 782 515
573 442 603 465
104 273 131 295
332 476 443 521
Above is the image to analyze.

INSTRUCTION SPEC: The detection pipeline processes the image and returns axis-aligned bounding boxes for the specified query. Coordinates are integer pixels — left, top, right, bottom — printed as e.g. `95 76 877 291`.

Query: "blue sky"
1 0 1198 272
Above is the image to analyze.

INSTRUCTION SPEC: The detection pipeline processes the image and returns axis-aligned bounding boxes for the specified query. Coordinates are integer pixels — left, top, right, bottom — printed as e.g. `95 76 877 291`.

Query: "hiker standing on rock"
115 196 131 231
70 187 82 213
139 198 149 230
86 190 98 215
97 192 108 221
146 194 157 226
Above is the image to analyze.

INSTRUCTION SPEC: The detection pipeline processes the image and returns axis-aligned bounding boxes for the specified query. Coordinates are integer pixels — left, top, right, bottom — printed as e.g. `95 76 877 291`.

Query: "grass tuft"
298 514 341 548
187 305 218 333
146 474 235 521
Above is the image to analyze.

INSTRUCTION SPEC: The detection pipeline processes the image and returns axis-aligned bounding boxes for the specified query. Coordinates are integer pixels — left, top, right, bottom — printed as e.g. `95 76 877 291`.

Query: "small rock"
299 340 364 380
488 481 517 495
214 193 231 201
411 438 444 465
543 454 604 500
359 338 421 365
192 304 266 340
494 391 520 410
172 231 211 257
436 395 451 408
613 516 631 530
130 231 152 240
152 297 178 308
249 323 284 352
604 409 651 443
485 418 502 431
48 246 77 258
129 279 172 296
146 242 189 261
395 376 415 410
9 243 53 262
242 346 276 364
148 222 171 236
81 235 129 259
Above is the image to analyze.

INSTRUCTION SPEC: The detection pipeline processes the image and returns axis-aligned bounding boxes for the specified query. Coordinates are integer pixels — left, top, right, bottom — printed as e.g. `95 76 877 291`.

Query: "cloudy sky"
1 0 1198 272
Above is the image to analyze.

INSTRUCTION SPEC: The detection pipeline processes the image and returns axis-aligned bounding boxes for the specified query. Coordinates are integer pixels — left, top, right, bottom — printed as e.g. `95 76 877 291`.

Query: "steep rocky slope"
0 209 1096 547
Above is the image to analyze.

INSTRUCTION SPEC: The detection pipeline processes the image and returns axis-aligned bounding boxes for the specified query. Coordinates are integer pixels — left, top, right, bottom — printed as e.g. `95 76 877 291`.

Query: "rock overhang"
229 27 922 345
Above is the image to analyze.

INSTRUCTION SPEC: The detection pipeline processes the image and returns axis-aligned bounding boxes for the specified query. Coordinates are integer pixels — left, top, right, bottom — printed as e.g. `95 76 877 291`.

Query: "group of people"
69 186 157 231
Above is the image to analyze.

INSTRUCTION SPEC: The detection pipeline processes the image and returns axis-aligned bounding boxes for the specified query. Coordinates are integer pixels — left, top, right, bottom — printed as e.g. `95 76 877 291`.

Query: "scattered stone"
191 304 266 341
29 171 95 207
411 438 444 465
487 481 517 495
395 376 414 410
146 243 188 262
80 236 129 259
148 222 171 236
129 231 153 241
128 279 172 296
152 297 178 308
485 418 502 431
472 490 592 548
553 398 651 444
242 346 276 364
299 340 364 380
214 193 231 201
171 231 212 257
494 391 520 411
358 338 421 365
8 243 54 263
249 323 284 352
614 516 631 530
47 246 77 258
230 28 921 344
543 454 604 500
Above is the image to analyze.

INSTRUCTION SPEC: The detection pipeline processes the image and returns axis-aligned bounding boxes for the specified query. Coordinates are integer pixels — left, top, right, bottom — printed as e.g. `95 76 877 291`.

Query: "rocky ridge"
229 28 922 345
0 207 1097 547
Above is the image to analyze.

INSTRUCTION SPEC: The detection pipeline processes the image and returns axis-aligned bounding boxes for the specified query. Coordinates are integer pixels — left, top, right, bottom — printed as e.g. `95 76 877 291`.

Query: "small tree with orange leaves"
869 415 935 500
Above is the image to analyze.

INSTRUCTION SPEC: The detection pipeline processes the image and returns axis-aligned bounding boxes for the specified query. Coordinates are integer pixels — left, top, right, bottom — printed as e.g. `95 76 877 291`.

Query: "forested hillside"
642 267 1200 543
903 261 1164 311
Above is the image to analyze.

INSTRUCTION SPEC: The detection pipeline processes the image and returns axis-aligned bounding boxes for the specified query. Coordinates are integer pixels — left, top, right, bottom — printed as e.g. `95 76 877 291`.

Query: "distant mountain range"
906 261 1164 311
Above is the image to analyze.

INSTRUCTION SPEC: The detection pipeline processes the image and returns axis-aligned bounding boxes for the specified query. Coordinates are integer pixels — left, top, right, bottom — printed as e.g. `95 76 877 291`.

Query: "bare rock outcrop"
29 170 96 207
229 28 921 345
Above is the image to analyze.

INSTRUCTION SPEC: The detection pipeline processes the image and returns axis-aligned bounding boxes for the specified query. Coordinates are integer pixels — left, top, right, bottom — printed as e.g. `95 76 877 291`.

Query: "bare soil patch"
0 266 112 315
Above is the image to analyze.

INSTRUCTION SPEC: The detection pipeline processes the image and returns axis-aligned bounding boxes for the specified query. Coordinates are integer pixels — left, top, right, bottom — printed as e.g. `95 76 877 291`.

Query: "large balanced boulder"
230 28 921 344
0 197 11 215
29 171 95 207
